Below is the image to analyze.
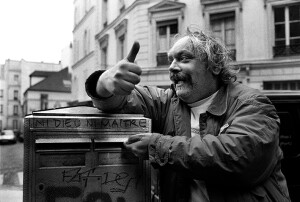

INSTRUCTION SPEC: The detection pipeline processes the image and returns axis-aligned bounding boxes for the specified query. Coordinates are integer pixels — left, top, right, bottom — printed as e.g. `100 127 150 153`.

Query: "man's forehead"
168 37 193 55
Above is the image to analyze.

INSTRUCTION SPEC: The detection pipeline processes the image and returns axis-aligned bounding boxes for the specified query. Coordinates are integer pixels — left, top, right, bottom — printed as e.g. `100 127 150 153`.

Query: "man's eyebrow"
168 49 194 58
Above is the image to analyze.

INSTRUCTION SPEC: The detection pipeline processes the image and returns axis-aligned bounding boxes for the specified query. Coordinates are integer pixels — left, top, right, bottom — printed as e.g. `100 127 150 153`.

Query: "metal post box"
23 106 152 202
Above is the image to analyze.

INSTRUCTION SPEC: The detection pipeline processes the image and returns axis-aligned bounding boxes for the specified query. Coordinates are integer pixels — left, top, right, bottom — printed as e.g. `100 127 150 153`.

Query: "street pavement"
0 171 23 202
0 142 24 201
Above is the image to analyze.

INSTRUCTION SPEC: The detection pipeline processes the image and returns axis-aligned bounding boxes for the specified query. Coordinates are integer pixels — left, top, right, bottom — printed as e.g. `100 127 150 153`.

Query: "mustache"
169 72 189 83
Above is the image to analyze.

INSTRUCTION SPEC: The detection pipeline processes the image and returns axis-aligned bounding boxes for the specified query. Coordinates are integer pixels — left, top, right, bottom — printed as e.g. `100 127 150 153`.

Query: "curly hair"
174 27 240 84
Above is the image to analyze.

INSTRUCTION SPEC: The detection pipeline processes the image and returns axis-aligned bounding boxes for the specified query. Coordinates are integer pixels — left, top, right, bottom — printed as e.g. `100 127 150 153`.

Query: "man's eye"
179 56 190 62
168 57 174 64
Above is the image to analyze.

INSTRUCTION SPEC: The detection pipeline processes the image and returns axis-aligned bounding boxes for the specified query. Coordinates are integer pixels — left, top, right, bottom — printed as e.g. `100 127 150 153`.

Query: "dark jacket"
86 70 290 202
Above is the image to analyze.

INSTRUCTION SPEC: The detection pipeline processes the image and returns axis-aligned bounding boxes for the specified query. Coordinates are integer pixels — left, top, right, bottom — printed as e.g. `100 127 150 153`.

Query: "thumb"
126 41 140 63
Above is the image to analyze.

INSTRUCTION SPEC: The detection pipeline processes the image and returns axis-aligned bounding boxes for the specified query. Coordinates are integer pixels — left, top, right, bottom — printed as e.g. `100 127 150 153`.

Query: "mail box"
23 106 152 202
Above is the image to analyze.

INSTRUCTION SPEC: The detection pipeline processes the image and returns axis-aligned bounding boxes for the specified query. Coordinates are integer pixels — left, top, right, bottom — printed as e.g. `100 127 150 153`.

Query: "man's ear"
208 61 221 75
211 66 221 75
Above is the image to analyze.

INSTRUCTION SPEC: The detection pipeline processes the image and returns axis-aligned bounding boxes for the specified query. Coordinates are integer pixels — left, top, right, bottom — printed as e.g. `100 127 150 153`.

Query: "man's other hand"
124 133 152 159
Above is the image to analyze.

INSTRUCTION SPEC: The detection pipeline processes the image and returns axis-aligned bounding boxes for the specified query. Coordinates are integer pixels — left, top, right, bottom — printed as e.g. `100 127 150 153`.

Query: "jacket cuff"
149 134 173 167
85 70 126 110
85 70 106 100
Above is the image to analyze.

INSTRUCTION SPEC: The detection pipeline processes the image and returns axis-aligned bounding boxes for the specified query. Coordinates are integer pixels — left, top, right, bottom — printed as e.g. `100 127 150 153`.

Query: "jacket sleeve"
85 70 173 132
148 96 281 187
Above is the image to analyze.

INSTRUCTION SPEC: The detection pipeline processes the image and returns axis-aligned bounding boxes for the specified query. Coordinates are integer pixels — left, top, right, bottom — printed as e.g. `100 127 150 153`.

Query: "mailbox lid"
31 106 144 117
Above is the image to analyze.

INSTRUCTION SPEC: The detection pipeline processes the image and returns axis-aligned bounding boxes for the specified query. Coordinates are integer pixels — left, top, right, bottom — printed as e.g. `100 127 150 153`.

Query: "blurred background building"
0 59 66 132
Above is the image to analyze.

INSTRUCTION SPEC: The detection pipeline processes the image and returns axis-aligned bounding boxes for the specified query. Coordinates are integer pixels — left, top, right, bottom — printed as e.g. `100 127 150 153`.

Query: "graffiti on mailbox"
32 117 148 131
62 167 138 192
41 167 140 201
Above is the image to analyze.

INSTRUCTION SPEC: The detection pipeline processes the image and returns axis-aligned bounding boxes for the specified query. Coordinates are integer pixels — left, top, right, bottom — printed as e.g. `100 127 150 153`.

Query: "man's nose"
168 60 180 72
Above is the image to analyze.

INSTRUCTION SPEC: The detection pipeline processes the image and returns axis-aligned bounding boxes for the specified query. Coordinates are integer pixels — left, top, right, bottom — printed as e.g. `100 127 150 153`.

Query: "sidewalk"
0 185 22 202
0 172 23 202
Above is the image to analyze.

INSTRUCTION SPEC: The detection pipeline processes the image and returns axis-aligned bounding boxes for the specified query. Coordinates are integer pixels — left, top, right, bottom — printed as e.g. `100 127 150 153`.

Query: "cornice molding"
148 0 186 13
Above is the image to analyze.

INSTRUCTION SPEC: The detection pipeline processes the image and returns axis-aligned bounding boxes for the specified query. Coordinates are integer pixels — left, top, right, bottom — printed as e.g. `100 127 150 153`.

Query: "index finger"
125 134 142 145
126 41 140 63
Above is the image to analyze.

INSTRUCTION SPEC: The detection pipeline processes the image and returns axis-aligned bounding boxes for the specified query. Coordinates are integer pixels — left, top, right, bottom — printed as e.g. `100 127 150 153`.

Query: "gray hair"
174 27 239 84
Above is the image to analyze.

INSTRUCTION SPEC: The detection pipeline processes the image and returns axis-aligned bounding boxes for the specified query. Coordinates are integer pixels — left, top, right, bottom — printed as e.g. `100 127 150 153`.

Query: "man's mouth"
176 81 185 87
170 73 187 85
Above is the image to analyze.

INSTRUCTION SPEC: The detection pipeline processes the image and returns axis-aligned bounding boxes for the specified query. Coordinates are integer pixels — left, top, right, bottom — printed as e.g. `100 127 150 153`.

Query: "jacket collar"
207 84 228 116
171 83 228 116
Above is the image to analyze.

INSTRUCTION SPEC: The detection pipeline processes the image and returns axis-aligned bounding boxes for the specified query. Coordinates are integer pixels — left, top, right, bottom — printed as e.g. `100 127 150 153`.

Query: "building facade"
0 59 62 131
71 0 300 102
0 65 7 131
72 0 97 103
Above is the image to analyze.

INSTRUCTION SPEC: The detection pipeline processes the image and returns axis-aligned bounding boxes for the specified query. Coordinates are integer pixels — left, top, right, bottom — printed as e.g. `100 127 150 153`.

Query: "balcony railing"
273 44 300 57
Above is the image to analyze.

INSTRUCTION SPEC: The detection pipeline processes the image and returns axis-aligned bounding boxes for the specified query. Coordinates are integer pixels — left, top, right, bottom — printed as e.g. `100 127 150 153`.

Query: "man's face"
168 36 217 104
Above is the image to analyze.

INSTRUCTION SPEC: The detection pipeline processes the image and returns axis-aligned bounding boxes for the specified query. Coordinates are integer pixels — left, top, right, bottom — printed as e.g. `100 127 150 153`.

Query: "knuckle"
135 76 141 84
119 62 128 70
114 71 123 79
137 67 142 75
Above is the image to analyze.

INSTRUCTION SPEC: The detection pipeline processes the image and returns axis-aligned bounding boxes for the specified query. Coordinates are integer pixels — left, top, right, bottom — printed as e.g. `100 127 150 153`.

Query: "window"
156 20 178 65
13 120 18 130
0 89 3 98
148 1 185 67
115 19 127 61
117 35 125 61
119 0 125 12
99 34 109 69
101 47 108 69
210 12 236 60
13 105 18 115
0 104 3 114
274 4 300 57
102 0 108 27
157 20 178 53
84 30 90 56
14 74 19 82
40 94 48 110
263 80 300 90
13 90 18 100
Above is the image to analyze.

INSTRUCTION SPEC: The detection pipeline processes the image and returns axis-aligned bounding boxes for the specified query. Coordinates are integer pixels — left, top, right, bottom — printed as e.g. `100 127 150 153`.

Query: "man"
86 30 290 201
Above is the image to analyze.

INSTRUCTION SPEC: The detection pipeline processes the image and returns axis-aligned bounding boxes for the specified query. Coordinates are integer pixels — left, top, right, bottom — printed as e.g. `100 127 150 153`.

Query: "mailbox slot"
38 153 86 168
94 140 125 150
35 138 91 152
